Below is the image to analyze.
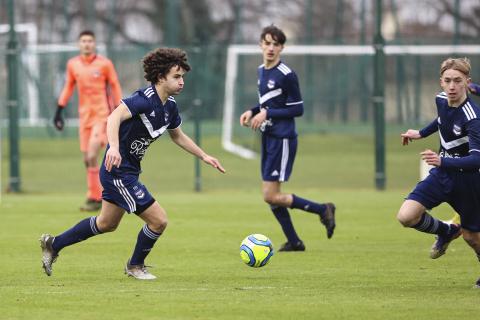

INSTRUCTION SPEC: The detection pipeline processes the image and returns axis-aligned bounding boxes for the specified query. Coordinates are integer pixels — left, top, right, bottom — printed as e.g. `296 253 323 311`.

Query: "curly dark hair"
260 24 286 45
142 48 191 84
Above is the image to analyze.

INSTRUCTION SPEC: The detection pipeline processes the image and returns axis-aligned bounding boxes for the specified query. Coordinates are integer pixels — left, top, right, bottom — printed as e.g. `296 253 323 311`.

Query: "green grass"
1 133 479 319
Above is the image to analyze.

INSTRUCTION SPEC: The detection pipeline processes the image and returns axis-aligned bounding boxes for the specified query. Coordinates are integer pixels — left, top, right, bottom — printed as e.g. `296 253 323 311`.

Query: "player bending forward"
398 58 480 288
40 48 225 280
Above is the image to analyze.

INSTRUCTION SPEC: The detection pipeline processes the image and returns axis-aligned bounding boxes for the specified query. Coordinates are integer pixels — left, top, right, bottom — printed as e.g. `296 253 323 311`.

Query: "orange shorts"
79 122 107 152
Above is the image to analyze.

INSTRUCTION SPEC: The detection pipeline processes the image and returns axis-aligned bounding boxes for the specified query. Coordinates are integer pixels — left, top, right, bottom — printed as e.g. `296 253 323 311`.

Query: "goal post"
222 44 480 159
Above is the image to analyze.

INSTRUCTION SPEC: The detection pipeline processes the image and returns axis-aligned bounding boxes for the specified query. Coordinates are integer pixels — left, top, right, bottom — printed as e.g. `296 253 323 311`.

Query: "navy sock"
52 216 102 252
129 224 162 265
412 212 450 236
271 206 301 244
291 194 327 216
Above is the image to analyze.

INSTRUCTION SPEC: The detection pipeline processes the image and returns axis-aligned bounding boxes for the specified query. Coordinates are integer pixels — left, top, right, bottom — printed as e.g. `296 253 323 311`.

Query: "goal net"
222 44 480 159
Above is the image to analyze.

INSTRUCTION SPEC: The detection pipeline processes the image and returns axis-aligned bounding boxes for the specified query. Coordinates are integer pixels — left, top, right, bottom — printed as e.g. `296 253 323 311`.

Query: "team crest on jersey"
92 70 101 78
164 111 169 123
453 124 462 136
267 79 275 89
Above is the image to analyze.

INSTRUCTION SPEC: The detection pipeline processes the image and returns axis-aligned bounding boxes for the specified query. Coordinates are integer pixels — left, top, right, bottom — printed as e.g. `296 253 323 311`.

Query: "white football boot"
125 260 157 280
39 234 58 276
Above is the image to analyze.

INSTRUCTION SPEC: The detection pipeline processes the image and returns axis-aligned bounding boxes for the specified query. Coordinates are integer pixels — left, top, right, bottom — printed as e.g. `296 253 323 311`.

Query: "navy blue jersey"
104 85 182 175
419 92 480 171
250 61 303 138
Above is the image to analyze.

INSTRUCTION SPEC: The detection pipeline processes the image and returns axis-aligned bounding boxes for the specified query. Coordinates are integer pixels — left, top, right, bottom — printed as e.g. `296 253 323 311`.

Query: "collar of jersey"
80 54 97 64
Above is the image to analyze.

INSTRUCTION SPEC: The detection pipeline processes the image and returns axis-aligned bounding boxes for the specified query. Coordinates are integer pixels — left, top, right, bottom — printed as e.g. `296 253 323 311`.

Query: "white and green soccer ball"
240 234 274 268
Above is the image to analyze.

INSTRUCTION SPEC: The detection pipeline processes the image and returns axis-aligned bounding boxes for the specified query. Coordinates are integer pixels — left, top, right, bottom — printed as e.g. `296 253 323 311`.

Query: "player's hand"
421 149 441 167
53 106 65 131
250 109 267 131
239 110 253 127
401 129 421 145
202 154 226 173
105 147 122 172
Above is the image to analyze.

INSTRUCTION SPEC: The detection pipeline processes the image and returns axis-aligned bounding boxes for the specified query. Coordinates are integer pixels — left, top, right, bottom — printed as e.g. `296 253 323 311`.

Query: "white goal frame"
222 44 480 159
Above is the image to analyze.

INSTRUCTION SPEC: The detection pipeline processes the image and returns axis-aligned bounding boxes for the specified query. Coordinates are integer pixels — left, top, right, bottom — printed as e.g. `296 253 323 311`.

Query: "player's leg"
125 201 167 280
397 174 460 258
262 181 303 251
451 179 480 287
39 200 125 276
428 211 462 259
264 136 336 238
397 199 458 234
81 123 106 211
461 230 480 288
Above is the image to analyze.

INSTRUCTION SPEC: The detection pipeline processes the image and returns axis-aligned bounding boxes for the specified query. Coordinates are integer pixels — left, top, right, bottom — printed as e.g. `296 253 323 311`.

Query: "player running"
41 48 225 280
54 30 123 212
398 58 480 288
428 81 480 259
239 25 336 252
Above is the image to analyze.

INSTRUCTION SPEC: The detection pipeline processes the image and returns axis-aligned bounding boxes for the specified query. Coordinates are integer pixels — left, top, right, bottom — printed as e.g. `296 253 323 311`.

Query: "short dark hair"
260 24 286 45
78 30 95 39
142 48 191 84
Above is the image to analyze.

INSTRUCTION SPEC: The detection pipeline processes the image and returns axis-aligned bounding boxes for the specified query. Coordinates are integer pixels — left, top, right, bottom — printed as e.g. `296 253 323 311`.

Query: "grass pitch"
1 132 479 319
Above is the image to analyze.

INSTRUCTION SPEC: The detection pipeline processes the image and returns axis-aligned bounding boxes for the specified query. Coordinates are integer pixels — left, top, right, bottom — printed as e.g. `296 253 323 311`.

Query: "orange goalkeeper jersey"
58 54 122 128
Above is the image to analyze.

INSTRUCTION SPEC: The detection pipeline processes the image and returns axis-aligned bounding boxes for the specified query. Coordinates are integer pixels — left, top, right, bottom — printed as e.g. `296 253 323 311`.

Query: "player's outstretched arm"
400 129 421 145
168 127 226 173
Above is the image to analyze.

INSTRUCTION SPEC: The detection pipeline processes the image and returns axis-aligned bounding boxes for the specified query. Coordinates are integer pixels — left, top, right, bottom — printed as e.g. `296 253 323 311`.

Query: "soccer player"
40 48 225 280
54 30 123 212
427 81 480 258
398 58 480 288
239 25 336 252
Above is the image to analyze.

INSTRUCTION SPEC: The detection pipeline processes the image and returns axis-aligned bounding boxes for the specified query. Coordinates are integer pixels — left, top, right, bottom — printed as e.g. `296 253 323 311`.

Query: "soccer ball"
240 234 274 268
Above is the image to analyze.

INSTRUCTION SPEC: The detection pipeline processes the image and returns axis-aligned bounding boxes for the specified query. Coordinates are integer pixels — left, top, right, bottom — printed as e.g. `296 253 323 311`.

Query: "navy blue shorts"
100 168 155 215
261 135 297 182
407 168 480 232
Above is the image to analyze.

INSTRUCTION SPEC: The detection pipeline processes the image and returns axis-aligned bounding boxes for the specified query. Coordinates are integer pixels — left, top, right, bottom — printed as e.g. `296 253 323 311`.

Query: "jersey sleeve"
57 60 76 107
469 83 480 96
167 104 182 129
121 92 150 117
419 118 439 137
105 59 123 107
266 72 304 119
250 104 261 115
441 119 480 170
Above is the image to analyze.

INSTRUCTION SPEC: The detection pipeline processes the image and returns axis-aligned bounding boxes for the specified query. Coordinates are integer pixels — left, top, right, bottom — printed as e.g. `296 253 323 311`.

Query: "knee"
150 217 168 234
263 193 277 206
96 219 119 233
85 154 97 167
396 210 416 227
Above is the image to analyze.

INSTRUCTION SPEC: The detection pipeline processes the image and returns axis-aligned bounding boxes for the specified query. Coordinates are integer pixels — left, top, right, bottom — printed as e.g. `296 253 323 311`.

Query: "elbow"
295 105 304 117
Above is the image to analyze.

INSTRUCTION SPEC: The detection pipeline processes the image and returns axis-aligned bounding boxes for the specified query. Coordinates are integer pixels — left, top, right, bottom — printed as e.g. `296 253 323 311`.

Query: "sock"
52 216 102 252
87 166 102 201
129 224 162 265
412 212 450 236
271 206 301 244
291 194 327 216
